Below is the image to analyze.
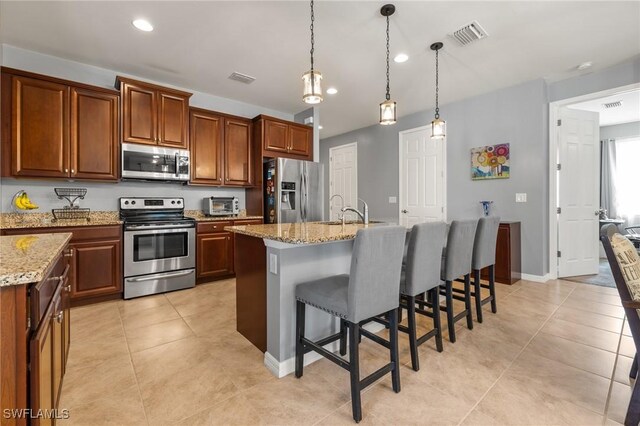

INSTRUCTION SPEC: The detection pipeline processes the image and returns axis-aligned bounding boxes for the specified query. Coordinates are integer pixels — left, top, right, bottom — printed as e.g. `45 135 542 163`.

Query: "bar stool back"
440 219 478 343
471 216 501 322
294 226 407 423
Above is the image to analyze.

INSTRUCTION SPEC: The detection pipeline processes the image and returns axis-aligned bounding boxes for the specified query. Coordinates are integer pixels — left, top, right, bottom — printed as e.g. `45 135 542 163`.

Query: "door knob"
402 209 408 214
595 211 600 216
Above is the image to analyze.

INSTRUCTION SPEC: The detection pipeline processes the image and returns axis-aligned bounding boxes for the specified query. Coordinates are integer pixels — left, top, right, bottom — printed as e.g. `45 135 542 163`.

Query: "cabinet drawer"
233 219 263 226
197 221 232 233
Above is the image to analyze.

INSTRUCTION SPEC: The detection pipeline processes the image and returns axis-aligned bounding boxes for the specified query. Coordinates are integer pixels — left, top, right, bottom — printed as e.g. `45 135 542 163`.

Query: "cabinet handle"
71 169 75 175
65 284 71 292
64 168 69 173
55 311 63 323
64 249 73 257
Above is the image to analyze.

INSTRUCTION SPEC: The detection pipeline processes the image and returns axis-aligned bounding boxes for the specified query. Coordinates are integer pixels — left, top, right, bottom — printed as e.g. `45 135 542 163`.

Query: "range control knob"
171 200 175 205
124 201 129 205
131 200 136 205
177 200 182 204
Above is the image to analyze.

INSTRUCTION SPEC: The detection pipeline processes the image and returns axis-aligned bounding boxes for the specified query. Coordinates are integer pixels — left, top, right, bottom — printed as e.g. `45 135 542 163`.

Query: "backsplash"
0 178 246 213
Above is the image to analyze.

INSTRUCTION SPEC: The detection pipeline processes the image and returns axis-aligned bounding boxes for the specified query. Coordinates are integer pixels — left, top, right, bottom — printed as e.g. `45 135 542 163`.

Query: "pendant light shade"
430 42 445 139
303 0 323 104
379 4 396 125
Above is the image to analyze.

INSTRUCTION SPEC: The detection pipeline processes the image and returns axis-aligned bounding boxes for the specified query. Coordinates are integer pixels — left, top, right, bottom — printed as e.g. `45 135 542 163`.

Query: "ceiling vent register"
603 101 623 109
450 20 489 46
228 72 256 84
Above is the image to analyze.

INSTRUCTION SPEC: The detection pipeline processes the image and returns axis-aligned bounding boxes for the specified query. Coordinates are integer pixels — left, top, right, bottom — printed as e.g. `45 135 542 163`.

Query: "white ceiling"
570 90 640 126
1 1 639 138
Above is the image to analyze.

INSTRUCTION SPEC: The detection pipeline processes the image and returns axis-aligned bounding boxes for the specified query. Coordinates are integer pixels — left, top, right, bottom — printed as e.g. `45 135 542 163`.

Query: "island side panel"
234 233 267 352
265 239 354 376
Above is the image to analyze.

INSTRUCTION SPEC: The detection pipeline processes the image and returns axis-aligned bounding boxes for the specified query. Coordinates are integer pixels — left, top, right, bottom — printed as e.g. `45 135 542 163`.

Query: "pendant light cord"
385 14 391 101
310 0 315 73
434 48 440 119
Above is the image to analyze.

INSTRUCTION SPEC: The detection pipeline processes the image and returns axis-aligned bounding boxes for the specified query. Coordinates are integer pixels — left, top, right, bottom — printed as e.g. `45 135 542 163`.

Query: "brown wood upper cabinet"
253 115 313 160
2 69 119 181
190 108 252 187
117 76 191 149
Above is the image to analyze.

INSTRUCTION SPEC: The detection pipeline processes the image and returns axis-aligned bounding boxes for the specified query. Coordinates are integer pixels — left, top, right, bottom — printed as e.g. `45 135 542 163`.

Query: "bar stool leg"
389 308 401 393
473 269 484 323
295 301 306 378
464 274 474 330
489 264 497 313
631 353 639 380
348 322 362 423
339 319 347 356
431 288 444 352
445 280 456 343
406 296 419 371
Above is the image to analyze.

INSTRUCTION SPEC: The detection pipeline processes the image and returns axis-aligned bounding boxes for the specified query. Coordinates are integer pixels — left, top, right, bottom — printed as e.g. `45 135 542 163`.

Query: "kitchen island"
226 221 392 378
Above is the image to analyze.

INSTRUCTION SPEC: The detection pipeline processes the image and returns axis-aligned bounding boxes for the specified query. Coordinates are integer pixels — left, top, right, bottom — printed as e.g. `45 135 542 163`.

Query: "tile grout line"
601 315 628 425
456 283 579 425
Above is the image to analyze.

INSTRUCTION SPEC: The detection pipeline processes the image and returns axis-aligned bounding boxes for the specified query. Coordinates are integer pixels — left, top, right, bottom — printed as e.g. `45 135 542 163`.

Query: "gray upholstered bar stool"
439 219 479 343
401 222 447 371
294 226 407 423
470 216 500 322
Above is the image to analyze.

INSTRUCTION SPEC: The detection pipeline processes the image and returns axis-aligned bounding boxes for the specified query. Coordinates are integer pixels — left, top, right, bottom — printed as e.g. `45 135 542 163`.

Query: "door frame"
329 142 358 218
398 125 447 222
547 82 640 280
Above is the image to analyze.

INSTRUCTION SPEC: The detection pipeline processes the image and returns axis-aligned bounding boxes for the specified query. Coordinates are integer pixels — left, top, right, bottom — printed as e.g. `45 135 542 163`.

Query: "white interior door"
558 107 600 277
399 127 446 226
329 143 357 220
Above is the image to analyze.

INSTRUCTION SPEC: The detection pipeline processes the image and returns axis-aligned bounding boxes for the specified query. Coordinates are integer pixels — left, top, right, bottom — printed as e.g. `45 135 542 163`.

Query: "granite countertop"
0 233 72 287
225 221 388 244
185 210 263 222
0 211 122 230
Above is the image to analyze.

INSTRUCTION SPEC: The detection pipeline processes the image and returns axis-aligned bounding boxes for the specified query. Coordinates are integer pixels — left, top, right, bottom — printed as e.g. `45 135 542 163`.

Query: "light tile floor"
58 278 635 425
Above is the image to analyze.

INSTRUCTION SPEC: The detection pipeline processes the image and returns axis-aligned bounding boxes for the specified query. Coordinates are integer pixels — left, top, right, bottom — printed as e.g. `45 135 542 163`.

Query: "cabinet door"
288 125 312 158
70 88 119 180
122 82 157 145
224 118 252 186
12 76 70 178
69 239 122 300
196 233 234 279
263 119 289 153
190 109 223 185
51 289 64 409
30 302 54 426
158 91 189 148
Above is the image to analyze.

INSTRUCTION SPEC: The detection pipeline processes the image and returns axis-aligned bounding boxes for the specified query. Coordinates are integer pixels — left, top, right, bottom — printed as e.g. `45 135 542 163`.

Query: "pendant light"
379 4 396 125
430 42 446 139
302 0 323 104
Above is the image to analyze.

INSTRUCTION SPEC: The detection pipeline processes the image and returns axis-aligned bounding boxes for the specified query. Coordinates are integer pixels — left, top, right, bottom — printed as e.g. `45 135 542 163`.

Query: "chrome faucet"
341 198 369 225
330 194 345 221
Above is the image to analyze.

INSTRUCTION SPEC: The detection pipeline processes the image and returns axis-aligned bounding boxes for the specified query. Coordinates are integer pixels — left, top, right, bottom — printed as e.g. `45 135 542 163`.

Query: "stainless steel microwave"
203 197 239 216
121 143 190 182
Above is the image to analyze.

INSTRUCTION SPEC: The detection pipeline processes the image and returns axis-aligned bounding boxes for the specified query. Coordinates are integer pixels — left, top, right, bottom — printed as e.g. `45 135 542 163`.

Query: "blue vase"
480 201 493 217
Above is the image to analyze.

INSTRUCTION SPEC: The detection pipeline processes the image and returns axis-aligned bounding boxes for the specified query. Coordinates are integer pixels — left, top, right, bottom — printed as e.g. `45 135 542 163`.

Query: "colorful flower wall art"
471 143 510 180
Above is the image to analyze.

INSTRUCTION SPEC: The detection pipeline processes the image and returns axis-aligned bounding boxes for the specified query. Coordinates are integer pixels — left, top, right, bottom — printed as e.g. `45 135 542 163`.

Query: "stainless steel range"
120 197 196 299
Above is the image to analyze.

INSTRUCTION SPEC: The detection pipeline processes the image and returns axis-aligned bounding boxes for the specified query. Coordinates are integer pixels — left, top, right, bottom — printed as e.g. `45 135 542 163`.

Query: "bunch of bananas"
15 235 38 252
14 192 39 210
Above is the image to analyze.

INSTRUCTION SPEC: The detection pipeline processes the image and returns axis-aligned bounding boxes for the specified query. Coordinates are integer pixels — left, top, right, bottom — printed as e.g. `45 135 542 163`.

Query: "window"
615 137 640 218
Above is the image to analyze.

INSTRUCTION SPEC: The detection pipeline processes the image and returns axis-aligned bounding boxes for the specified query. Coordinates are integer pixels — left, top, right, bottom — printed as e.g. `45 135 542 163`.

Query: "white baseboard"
263 322 385 378
520 273 551 283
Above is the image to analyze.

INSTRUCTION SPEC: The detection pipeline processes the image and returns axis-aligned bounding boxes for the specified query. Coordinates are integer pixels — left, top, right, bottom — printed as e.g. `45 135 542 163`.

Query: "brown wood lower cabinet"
481 221 521 285
196 218 263 284
1 225 123 305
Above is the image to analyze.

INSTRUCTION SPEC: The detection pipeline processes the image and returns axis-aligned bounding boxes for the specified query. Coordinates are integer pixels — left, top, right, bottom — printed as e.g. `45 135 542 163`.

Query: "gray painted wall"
320 79 549 276
601 121 640 140
0 178 246 212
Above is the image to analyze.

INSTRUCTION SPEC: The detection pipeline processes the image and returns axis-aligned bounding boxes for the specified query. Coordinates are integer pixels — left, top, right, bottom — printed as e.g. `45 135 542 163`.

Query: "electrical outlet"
515 193 527 203
269 253 278 274
388 196 397 204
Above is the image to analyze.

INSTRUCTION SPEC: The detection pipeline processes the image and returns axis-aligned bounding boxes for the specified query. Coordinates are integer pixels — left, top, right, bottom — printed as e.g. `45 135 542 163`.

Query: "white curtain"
601 139 618 219
613 137 640 228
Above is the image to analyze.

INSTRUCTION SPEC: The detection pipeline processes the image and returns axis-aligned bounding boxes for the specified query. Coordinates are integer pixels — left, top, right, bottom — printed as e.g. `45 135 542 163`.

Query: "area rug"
563 260 615 288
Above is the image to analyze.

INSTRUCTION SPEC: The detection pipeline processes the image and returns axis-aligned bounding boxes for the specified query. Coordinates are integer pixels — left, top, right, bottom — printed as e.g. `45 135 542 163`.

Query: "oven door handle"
125 223 195 231
127 270 195 282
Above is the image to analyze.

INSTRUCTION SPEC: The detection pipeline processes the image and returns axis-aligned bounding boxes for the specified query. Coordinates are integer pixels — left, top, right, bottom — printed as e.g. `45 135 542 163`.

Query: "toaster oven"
203 197 239 216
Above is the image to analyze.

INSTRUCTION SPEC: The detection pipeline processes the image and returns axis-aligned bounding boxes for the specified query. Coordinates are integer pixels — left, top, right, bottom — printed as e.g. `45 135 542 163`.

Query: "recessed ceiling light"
132 19 153 32
326 87 338 95
318 125 323 130
394 53 409 63
577 61 592 71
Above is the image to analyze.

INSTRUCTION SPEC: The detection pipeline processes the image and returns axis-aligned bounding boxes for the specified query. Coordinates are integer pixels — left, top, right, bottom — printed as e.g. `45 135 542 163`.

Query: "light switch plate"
388 196 397 204
515 193 527 203
269 253 278 274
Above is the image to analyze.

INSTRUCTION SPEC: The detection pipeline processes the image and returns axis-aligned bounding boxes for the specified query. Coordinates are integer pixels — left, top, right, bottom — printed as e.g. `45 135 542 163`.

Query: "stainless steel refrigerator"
264 158 324 224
